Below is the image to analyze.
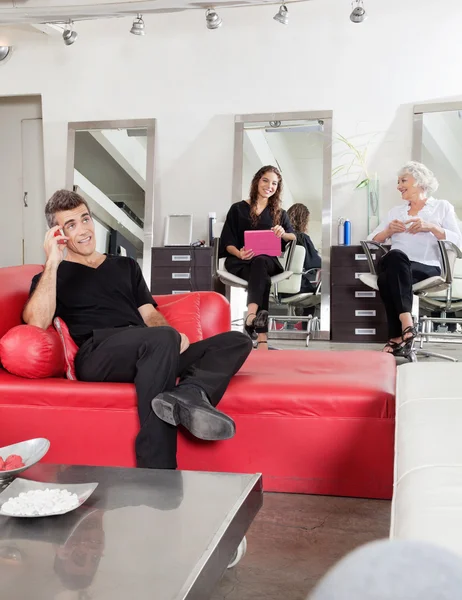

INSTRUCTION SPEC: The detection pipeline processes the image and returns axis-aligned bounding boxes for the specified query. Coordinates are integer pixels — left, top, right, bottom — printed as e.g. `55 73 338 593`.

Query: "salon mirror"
413 102 462 332
232 111 333 340
66 119 155 286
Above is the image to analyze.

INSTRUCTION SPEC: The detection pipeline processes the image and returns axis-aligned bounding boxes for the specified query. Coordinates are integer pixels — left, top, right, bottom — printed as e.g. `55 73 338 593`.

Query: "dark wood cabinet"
151 246 213 296
330 245 388 343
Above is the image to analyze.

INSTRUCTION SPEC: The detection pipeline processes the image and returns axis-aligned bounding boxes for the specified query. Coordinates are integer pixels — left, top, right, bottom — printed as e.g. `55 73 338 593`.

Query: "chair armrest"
360 241 388 276
304 267 321 288
283 240 297 272
212 237 221 275
437 240 462 283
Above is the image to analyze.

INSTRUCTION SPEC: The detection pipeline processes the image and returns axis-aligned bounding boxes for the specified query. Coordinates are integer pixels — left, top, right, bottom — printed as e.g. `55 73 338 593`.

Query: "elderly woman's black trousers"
377 249 441 339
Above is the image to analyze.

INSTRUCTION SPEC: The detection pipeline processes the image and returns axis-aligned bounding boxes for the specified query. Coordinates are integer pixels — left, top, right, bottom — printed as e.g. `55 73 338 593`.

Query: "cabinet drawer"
331 245 379 267
331 267 376 288
152 266 211 286
331 321 388 343
331 303 387 324
151 281 193 295
152 247 212 267
331 286 383 306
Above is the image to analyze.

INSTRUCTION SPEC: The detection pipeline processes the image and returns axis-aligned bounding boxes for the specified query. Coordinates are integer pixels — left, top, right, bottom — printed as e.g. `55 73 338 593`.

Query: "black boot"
151 385 236 441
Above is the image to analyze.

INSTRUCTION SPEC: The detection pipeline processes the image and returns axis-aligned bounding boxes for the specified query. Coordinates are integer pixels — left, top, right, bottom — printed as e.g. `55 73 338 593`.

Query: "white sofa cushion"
391 363 462 557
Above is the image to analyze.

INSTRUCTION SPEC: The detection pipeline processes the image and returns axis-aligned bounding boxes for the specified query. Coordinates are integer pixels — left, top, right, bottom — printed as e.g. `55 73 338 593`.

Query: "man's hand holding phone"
45 226 68 267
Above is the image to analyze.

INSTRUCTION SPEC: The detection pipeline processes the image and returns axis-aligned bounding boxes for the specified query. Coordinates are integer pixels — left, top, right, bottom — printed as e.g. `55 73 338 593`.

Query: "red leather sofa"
0 265 396 499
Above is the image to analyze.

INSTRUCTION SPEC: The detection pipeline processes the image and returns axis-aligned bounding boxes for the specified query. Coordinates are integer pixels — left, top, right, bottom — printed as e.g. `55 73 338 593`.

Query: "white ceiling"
0 0 307 24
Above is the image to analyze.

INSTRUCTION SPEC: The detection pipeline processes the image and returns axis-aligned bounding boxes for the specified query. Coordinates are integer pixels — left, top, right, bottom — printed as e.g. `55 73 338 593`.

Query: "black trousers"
75 327 252 470
377 250 441 339
225 255 283 329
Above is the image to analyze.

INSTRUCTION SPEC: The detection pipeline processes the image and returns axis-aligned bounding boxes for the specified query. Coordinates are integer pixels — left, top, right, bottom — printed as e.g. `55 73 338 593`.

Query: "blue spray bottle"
344 219 351 246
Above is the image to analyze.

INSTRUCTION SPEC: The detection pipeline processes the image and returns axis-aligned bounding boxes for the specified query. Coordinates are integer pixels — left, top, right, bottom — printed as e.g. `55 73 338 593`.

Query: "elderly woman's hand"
405 218 434 234
388 219 406 235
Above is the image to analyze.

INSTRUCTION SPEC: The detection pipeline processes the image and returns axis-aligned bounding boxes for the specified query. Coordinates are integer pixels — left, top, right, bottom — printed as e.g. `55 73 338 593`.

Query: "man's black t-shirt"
29 255 157 347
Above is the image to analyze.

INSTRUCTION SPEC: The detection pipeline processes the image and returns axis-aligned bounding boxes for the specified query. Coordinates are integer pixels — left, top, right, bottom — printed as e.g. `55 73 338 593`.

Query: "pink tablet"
244 230 282 257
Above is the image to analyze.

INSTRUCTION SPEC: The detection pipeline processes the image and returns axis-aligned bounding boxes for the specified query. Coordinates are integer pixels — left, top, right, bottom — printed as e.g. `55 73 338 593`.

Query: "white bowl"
0 438 50 483
0 478 98 517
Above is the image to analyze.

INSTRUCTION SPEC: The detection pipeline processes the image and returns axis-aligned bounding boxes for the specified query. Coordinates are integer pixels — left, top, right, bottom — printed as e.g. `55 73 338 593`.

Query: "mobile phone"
54 228 66 244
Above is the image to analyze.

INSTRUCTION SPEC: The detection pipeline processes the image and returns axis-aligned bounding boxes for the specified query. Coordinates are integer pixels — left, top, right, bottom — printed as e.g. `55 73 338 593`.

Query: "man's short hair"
45 190 91 228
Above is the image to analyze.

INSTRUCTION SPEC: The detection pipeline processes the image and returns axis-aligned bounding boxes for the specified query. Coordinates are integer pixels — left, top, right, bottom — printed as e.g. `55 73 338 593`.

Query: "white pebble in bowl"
0 478 98 517
2 489 79 517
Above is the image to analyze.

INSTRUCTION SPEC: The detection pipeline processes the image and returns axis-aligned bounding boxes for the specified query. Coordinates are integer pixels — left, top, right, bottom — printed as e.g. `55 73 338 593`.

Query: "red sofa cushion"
0 350 394 417
157 293 203 343
0 324 64 379
53 317 79 381
0 350 396 499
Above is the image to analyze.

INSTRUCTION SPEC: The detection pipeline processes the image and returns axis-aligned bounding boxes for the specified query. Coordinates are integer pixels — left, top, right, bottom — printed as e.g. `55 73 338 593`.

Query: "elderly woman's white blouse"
368 197 462 267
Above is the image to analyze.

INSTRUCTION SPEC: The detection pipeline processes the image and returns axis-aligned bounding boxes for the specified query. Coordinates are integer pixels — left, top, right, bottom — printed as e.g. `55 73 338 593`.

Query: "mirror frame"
412 101 462 160
232 110 333 339
66 118 156 288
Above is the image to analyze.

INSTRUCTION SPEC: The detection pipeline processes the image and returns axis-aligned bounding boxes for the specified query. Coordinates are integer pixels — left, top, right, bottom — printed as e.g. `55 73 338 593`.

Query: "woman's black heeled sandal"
244 314 257 340
396 326 417 358
383 340 403 355
253 310 269 334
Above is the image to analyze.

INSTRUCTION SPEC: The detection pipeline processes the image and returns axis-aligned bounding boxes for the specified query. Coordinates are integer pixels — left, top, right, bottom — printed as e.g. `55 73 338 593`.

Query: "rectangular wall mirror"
232 111 333 340
413 102 462 217
413 101 462 334
66 119 155 287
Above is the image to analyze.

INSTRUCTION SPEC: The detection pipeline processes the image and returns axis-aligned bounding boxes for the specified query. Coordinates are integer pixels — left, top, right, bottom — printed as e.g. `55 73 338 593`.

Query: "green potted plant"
333 133 379 234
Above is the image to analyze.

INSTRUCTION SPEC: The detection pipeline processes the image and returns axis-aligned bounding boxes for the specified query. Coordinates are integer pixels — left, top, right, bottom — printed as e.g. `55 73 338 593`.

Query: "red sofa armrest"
154 292 231 339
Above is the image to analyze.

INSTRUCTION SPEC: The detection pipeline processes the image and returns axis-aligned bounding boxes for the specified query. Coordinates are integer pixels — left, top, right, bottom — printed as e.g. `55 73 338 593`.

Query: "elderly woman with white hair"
368 161 462 357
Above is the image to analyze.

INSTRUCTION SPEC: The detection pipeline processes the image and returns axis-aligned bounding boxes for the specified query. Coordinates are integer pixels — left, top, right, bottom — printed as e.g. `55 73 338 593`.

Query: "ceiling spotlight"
205 8 222 30
273 4 289 25
130 14 145 35
0 46 11 62
350 0 367 23
63 21 78 45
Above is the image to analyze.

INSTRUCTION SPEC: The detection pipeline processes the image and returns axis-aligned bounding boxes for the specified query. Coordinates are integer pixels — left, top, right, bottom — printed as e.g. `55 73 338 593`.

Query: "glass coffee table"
0 464 262 600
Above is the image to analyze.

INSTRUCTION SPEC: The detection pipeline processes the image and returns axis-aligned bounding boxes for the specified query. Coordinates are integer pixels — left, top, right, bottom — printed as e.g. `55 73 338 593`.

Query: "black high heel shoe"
395 325 417 358
393 325 417 359
253 310 269 334
244 314 257 340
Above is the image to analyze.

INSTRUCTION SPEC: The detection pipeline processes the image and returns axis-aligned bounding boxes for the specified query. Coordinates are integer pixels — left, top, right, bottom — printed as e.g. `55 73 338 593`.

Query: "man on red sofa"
23 190 252 470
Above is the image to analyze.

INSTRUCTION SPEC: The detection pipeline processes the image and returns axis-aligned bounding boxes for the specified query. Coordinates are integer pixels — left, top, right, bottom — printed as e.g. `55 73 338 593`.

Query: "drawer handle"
172 290 191 294
172 273 190 279
172 255 191 262
355 291 376 298
355 328 376 335
355 253 376 261
355 310 376 317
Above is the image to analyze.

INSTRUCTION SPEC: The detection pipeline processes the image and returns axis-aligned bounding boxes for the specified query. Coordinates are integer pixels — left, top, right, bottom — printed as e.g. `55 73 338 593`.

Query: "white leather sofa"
390 362 462 556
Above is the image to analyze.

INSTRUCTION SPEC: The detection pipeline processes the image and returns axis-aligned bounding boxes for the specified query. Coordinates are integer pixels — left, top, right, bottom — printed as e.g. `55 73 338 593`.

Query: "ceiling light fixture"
205 8 222 30
0 46 11 62
63 21 78 45
130 14 145 35
350 0 367 23
273 4 289 25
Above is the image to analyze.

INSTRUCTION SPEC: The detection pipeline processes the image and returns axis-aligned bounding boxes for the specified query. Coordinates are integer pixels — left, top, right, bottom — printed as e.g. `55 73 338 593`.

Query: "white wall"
1 0 462 246
93 216 111 254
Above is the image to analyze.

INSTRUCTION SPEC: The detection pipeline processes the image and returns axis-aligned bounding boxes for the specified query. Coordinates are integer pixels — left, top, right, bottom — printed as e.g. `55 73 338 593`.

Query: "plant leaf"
355 178 369 189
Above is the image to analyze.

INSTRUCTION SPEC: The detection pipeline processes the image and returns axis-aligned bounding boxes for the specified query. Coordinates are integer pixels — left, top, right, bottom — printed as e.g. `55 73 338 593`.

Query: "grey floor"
212 337 462 599
212 493 391 600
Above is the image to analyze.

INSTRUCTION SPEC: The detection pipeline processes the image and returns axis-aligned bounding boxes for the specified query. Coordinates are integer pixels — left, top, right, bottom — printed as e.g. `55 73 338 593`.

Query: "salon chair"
358 239 462 362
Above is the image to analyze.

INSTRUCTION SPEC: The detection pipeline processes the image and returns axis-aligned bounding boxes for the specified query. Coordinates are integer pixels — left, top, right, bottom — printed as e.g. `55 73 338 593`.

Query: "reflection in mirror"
231 112 332 341
242 119 324 248
67 120 155 284
422 110 462 218
414 104 462 338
